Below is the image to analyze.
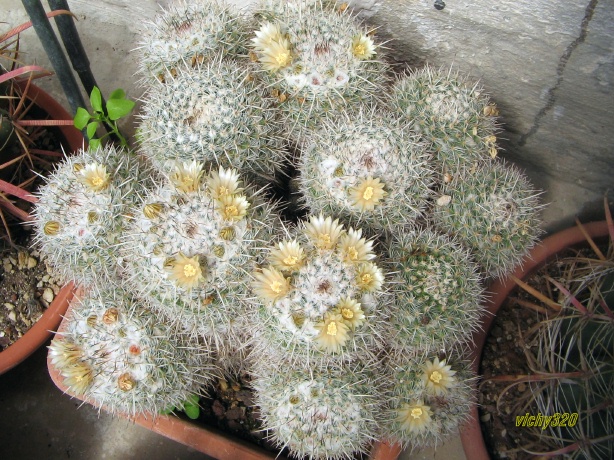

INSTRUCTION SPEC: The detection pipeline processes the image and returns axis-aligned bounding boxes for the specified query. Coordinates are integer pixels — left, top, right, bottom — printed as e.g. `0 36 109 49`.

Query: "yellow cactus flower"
422 357 457 396
253 266 291 303
396 400 433 434
349 176 387 211
170 161 204 193
304 214 345 250
78 162 110 192
351 35 376 60
269 239 305 273
314 312 349 353
166 252 205 290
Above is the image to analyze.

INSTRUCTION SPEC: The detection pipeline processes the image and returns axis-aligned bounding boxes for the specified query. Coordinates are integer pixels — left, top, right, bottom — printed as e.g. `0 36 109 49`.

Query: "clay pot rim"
0 83 82 375
460 220 610 460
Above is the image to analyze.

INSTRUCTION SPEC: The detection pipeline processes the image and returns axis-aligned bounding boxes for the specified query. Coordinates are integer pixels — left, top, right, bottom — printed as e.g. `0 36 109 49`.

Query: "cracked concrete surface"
1 1 613 459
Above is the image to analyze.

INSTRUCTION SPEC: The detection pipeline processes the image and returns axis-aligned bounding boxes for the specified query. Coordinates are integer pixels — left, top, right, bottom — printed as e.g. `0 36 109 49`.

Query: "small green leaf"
160 406 175 415
89 138 101 151
186 394 200 405
183 403 200 420
106 98 135 121
90 87 103 113
74 107 91 130
86 121 99 140
109 88 126 100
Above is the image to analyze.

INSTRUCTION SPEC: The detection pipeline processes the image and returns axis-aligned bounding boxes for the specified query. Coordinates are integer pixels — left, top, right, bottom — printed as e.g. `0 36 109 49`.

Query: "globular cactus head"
432 160 543 278
250 213 387 367
120 162 280 348
32 145 148 286
390 65 500 177
250 0 389 140
385 229 485 353
380 353 475 450
137 57 286 181
252 360 379 460
136 0 249 84
49 287 213 417
299 107 434 230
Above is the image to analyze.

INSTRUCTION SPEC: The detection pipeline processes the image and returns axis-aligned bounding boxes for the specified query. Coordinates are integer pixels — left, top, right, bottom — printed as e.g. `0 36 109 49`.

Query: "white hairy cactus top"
299 108 434 229
120 163 280 343
253 361 378 460
49 287 212 417
391 65 500 174
385 229 485 353
136 0 249 83
251 0 388 138
32 145 148 285
433 160 543 278
251 214 386 366
137 58 285 180
381 353 475 449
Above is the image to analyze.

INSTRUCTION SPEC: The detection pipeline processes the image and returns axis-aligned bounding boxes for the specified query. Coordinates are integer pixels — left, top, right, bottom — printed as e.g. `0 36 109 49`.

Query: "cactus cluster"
35 1 548 458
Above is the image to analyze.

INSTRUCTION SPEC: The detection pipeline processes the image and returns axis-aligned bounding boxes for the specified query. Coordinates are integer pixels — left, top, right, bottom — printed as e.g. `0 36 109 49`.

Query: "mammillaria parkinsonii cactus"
49 287 213 416
384 229 485 354
136 0 249 84
390 65 500 177
299 107 434 230
433 159 542 278
250 214 386 367
120 162 280 345
32 145 149 286
250 0 388 140
137 58 286 180
252 360 379 460
380 353 475 450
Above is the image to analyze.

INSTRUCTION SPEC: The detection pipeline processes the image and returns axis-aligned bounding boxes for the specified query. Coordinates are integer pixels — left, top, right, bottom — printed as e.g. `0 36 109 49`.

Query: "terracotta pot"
0 84 82 375
48 298 402 460
459 220 610 460
15 81 84 153
0 282 75 374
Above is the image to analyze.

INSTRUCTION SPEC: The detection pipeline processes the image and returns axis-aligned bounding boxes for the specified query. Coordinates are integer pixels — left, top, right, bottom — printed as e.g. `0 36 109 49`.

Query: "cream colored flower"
269 239 305 273
252 22 283 52
216 194 250 221
422 357 457 396
166 252 205 290
314 312 349 353
339 228 375 264
258 37 292 72
349 176 387 211
49 340 83 369
78 162 110 192
304 214 345 250
207 167 242 200
355 262 384 292
253 266 291 303
396 401 433 434
335 297 365 330
170 161 204 193
61 361 94 395
351 35 376 60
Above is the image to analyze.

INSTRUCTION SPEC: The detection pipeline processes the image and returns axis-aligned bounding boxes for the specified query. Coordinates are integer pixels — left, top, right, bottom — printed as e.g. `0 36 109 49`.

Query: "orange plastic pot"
459 221 610 460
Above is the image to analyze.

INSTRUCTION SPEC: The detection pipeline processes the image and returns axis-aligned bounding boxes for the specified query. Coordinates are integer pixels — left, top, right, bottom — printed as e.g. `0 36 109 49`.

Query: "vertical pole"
20 0 85 115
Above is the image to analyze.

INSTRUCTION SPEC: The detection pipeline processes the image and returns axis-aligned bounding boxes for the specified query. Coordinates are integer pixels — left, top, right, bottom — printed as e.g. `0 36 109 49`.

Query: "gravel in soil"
0 233 65 351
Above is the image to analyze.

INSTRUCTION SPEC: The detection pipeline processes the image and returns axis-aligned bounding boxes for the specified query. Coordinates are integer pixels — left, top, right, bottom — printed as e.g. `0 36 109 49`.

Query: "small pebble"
8 311 16 322
42 288 55 303
4 303 15 310
517 383 527 392
481 413 491 422
27 256 38 269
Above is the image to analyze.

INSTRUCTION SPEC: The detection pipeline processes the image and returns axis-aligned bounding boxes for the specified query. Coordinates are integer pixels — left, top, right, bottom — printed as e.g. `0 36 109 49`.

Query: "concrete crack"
518 0 599 146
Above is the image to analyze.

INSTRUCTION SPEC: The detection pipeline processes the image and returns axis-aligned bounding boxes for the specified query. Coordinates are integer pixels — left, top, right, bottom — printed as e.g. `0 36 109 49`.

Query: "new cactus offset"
49 287 213 417
250 0 388 140
32 145 149 286
433 160 542 278
385 229 485 353
136 0 249 84
120 163 280 346
390 65 500 176
299 108 434 229
250 214 386 367
137 58 286 180
252 360 379 460
381 353 475 450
